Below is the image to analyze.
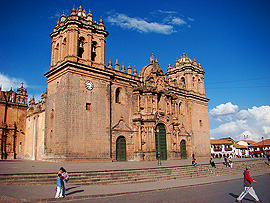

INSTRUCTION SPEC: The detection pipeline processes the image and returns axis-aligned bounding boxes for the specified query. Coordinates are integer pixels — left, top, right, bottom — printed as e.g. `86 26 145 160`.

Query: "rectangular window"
86 103 91 111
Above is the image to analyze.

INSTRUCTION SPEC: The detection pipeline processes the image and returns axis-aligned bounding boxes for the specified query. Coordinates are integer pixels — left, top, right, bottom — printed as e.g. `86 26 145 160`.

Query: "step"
0 159 268 186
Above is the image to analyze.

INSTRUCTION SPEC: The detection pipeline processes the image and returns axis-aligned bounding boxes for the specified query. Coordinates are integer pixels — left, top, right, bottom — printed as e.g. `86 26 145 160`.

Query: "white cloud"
209 102 239 121
107 13 175 34
0 73 26 91
171 17 187 26
263 126 270 134
157 10 177 14
210 105 270 142
106 10 194 34
49 12 61 19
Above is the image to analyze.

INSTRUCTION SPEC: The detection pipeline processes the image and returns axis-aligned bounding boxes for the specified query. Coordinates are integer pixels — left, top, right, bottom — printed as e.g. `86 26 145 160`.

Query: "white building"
233 140 255 158
210 138 234 158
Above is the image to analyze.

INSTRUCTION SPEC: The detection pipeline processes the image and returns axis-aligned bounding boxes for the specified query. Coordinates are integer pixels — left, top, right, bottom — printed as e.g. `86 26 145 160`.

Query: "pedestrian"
228 155 233 168
236 166 261 203
55 173 63 198
210 158 216 168
224 157 228 167
192 158 197 166
59 167 69 197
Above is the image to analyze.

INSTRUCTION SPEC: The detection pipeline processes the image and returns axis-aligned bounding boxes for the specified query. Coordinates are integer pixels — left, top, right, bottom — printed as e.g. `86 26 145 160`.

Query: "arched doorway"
180 140 187 159
155 124 167 160
116 136 126 161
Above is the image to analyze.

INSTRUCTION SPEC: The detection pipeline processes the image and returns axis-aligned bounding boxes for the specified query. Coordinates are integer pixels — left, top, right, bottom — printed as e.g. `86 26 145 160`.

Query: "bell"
79 42 83 48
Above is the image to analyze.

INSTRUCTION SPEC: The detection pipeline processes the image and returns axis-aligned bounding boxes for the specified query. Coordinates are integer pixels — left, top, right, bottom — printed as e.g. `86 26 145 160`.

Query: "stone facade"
24 93 46 160
0 85 28 159
25 5 210 162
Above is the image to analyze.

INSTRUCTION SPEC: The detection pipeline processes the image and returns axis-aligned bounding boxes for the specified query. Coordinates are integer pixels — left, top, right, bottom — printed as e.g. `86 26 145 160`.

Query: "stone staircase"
0 159 269 186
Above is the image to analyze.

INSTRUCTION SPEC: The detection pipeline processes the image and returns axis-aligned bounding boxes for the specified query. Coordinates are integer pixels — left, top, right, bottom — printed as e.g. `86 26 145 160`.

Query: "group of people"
224 156 233 168
55 167 69 199
209 156 233 168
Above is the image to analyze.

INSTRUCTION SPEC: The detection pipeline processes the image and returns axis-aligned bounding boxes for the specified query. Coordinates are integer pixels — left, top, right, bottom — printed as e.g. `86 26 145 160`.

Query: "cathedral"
23 5 210 162
0 84 28 159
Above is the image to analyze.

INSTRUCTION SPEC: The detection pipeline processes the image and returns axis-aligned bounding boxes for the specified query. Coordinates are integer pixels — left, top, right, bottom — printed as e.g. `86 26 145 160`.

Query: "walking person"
59 167 69 197
55 173 63 198
236 166 261 203
228 155 233 168
224 157 228 167
210 158 216 168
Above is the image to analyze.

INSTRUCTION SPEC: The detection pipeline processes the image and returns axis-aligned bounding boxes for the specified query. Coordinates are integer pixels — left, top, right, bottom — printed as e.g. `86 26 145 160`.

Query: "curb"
26 172 270 202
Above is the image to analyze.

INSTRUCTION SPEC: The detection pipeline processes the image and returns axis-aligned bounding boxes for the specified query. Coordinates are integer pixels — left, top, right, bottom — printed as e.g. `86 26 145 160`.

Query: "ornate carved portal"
131 58 192 161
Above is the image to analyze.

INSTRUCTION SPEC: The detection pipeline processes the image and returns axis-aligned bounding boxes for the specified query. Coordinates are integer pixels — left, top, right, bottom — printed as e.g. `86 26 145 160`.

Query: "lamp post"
262 137 265 157
157 128 161 166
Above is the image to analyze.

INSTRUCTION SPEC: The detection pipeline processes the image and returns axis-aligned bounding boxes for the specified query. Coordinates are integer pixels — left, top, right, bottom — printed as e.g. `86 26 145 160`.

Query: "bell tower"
44 5 111 161
167 52 206 96
49 5 109 70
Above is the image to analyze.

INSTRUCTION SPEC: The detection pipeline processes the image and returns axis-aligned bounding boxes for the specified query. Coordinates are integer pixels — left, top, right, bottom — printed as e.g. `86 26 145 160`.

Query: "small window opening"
179 102 182 114
91 41 97 61
157 93 161 103
181 77 185 88
78 37 85 58
86 103 91 111
115 88 120 103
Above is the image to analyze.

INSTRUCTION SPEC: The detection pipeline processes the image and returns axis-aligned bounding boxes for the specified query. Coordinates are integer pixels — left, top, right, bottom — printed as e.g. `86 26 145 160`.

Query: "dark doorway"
116 136 126 161
155 124 167 160
180 140 187 159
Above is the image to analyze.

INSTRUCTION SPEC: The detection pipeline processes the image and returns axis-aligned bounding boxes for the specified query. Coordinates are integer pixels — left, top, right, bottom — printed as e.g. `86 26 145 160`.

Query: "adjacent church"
22 5 210 162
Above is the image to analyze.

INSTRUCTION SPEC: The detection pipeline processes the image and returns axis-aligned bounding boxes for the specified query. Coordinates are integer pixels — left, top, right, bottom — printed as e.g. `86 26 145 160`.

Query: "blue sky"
0 0 269 142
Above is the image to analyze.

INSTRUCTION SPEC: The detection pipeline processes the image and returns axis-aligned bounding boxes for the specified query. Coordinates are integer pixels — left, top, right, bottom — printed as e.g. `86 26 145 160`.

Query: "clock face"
85 80 93 91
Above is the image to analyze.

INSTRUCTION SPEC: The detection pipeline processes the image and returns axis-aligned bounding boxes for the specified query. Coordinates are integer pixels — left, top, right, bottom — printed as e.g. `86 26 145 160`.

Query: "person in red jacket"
236 166 261 203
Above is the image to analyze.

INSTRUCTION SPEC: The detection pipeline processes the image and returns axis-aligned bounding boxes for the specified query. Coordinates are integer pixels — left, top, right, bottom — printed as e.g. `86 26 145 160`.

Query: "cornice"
45 61 141 85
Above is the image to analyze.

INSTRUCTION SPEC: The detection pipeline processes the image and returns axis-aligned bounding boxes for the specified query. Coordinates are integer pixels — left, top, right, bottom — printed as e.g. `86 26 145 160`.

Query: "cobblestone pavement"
0 158 268 202
53 174 270 203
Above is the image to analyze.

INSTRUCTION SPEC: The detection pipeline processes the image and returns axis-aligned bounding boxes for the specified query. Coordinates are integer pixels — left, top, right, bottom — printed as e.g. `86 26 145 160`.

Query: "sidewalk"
0 158 268 202
0 157 216 174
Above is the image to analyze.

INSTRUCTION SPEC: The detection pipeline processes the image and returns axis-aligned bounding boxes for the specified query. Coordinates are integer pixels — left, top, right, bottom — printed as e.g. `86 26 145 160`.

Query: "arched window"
91 41 97 61
181 77 185 88
115 88 120 103
62 38 67 58
78 37 85 58
178 102 182 115
54 43 59 63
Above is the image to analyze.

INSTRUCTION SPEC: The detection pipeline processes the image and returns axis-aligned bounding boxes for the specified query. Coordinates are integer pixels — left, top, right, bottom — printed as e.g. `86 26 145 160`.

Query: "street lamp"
157 128 161 166
262 137 265 157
